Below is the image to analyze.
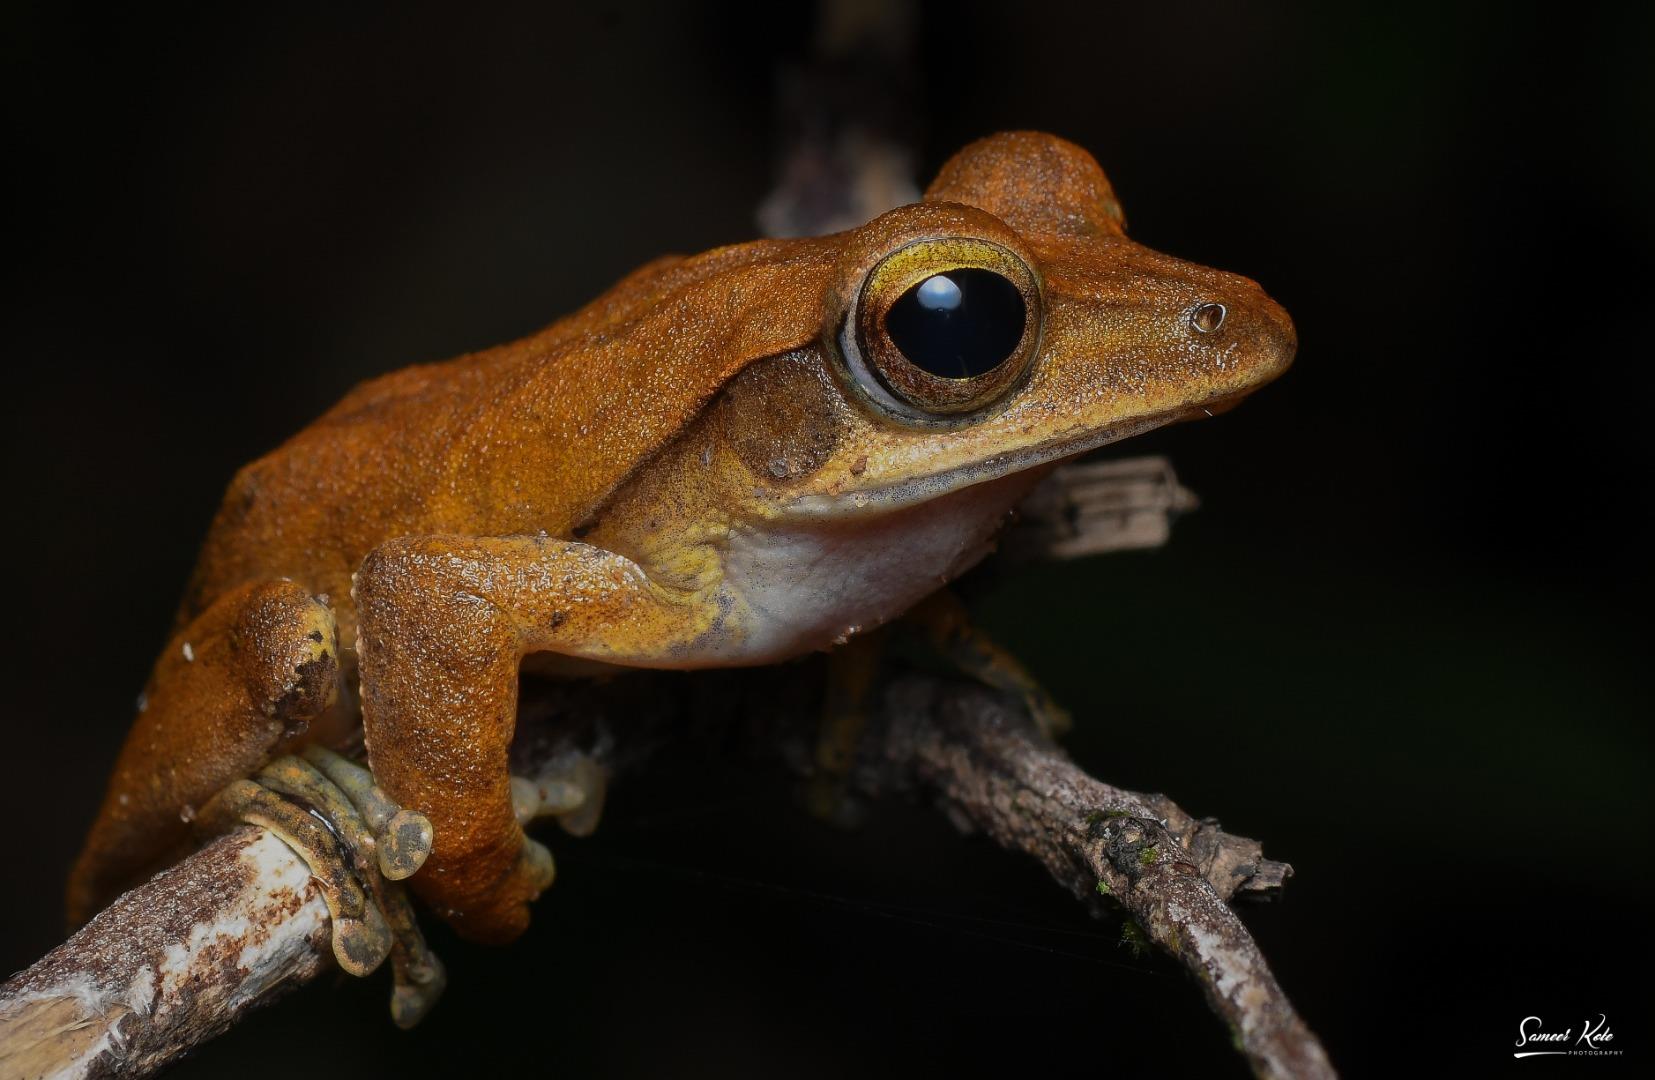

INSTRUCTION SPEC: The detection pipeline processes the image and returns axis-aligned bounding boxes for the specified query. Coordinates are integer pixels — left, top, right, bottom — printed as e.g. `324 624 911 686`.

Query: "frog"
67 131 1294 1022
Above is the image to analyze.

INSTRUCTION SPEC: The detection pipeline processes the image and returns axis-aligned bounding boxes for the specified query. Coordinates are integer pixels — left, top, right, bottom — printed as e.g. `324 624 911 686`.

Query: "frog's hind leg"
67 579 340 925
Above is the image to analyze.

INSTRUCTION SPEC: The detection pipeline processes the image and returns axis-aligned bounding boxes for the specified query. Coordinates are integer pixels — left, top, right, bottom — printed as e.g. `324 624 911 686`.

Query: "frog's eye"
844 238 1042 419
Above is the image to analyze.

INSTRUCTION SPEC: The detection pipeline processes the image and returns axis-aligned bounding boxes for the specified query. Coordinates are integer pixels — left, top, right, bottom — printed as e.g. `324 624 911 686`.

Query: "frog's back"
179 237 840 628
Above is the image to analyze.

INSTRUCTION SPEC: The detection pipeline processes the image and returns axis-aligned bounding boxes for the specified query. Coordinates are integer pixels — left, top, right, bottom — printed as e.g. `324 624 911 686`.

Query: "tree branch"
862 677 1330 1079
0 829 329 1080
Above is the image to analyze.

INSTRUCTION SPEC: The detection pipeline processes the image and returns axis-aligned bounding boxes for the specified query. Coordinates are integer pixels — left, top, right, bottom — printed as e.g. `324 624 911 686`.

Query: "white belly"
707 469 1046 664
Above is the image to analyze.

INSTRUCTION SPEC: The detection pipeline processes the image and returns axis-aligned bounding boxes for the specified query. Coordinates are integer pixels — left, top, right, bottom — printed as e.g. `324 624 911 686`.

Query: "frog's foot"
511 752 609 837
198 777 392 976
280 748 445 1027
907 590 1073 740
200 752 445 1027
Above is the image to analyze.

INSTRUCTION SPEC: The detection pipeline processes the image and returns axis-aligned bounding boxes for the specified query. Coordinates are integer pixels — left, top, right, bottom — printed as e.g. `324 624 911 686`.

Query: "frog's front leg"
352 534 709 944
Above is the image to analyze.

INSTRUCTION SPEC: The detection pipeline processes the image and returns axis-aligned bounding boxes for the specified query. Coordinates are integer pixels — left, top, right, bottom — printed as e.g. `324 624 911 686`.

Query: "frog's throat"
786 398 1227 520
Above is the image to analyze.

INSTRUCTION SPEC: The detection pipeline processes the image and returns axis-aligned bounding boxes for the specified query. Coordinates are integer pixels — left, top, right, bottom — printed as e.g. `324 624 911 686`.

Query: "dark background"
5 2 1650 1076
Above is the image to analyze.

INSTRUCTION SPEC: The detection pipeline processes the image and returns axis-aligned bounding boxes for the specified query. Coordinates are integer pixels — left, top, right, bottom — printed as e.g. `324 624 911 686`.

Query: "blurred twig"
1005 456 1199 562
758 0 920 237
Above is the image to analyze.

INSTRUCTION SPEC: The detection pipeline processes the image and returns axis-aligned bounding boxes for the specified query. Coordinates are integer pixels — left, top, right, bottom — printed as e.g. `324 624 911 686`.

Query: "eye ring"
841 237 1043 420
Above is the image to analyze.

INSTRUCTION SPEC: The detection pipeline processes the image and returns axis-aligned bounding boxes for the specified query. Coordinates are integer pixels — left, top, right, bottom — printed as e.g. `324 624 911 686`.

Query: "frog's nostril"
1190 302 1226 334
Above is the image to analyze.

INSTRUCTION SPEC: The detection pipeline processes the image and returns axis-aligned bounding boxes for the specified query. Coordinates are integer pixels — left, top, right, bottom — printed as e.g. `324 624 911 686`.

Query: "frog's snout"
1189 274 1297 391
1254 288 1298 383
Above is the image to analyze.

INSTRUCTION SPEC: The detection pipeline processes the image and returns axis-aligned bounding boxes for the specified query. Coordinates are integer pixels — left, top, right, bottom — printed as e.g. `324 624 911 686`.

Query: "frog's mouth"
785 394 1244 520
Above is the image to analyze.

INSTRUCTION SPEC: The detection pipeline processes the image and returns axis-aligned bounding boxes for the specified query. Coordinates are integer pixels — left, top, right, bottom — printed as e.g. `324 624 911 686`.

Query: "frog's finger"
257 755 445 1024
299 745 434 881
197 778 391 976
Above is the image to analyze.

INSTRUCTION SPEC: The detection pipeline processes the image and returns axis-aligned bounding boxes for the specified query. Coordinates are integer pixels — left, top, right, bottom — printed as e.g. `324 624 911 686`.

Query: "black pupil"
883 269 1026 379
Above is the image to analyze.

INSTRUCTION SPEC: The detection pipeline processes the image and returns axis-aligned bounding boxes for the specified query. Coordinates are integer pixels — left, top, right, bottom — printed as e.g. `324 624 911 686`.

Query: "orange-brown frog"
69 132 1294 1022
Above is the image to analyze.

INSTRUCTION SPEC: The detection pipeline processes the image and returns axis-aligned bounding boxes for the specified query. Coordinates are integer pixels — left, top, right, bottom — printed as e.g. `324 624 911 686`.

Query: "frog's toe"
390 948 446 1029
518 753 609 837
300 745 433 879
378 869 446 1029
334 901 395 977
518 833 557 894
377 809 435 880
